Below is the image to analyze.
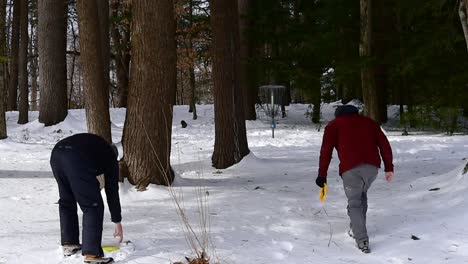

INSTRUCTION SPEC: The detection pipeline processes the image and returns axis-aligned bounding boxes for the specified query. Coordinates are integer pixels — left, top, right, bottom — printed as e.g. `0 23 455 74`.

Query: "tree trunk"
372 0 395 123
121 0 176 188
110 0 130 108
0 0 7 139
211 0 250 169
188 65 197 119
179 68 184 105
187 0 197 120
76 0 111 142
341 83 354 104
312 75 321 124
7 0 20 111
116 48 130 107
460 0 468 52
238 0 256 120
17 0 28 124
97 0 110 107
38 0 68 126
68 15 78 108
29 6 38 112
360 0 380 122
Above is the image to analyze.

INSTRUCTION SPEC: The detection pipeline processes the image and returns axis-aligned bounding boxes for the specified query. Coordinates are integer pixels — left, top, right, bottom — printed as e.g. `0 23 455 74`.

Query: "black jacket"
54 133 122 223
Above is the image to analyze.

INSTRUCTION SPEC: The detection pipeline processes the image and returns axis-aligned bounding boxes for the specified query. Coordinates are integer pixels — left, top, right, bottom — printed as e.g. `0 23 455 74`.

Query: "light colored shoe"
83 255 114 264
63 244 81 256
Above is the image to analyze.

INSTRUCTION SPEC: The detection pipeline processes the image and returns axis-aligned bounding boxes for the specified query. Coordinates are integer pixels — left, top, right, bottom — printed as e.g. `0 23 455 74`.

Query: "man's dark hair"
334 105 359 118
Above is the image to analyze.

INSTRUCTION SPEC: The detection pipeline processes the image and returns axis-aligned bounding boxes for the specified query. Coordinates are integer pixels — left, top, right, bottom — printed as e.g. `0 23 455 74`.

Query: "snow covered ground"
0 103 467 264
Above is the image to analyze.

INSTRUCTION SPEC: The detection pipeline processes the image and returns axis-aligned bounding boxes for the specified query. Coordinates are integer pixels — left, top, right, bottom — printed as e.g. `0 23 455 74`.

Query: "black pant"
51 146 104 257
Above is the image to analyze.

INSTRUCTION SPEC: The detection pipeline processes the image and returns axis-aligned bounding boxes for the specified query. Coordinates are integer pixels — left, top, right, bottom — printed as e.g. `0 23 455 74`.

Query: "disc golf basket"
258 85 286 138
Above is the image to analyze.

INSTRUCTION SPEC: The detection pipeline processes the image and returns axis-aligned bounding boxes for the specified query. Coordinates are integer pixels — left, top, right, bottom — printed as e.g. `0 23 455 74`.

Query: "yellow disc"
319 183 327 202
102 245 120 252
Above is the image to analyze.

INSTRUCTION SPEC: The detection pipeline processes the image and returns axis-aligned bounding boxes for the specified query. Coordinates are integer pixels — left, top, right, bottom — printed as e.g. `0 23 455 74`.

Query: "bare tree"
120 0 176 188
7 0 20 111
211 0 250 169
38 0 68 126
17 0 28 124
0 0 7 139
76 0 111 142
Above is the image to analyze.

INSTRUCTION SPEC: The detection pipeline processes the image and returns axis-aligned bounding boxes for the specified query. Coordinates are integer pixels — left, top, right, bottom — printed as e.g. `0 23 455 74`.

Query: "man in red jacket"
316 105 394 253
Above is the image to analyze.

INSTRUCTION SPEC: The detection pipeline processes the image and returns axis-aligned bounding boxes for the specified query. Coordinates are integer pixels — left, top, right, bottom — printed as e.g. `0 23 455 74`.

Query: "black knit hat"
334 105 359 118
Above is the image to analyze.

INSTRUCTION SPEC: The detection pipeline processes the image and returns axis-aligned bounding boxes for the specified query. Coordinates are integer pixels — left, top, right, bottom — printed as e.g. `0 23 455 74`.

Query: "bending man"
50 133 123 264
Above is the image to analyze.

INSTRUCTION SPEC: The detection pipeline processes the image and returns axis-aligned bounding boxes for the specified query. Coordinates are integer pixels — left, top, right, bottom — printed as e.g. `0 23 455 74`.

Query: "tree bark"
38 0 68 126
0 0 7 139
7 0 20 111
238 0 256 120
121 0 176 188
17 0 28 124
211 0 250 169
360 0 380 122
76 0 112 142
460 0 468 52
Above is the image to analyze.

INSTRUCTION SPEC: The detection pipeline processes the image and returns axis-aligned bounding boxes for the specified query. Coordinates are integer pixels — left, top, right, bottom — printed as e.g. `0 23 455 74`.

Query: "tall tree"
7 0 20 111
360 0 380 122
0 0 7 139
211 0 250 169
238 0 256 120
120 0 176 188
17 0 28 124
38 0 67 126
76 0 111 142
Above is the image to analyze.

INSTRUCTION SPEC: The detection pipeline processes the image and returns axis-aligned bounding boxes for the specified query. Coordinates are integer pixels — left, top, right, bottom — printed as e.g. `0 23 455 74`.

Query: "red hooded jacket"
318 113 394 178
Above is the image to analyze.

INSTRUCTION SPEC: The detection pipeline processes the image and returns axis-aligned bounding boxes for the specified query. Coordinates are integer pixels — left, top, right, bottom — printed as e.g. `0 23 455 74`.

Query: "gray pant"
342 164 378 243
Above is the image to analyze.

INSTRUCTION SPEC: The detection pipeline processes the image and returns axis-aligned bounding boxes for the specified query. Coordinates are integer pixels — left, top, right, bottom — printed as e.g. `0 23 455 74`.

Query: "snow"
0 103 467 264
